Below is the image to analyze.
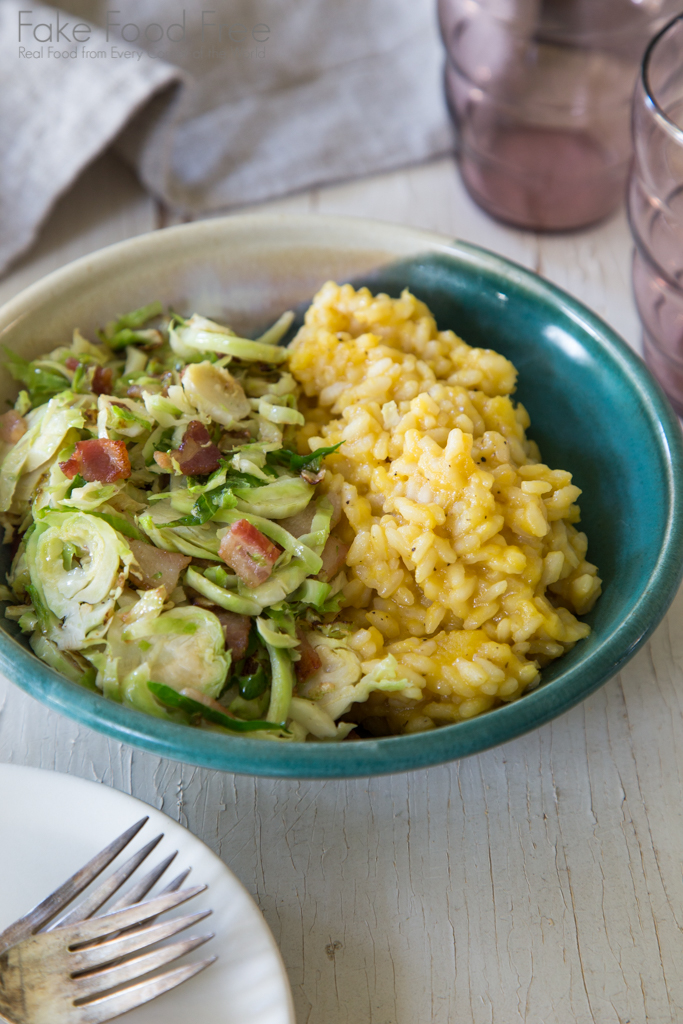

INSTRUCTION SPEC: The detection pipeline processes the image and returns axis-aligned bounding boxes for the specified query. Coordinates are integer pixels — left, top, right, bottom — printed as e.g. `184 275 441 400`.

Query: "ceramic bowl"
0 215 681 778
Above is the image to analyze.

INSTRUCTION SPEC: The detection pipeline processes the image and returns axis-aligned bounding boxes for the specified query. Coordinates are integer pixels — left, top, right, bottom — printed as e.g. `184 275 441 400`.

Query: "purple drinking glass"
438 0 679 232
629 14 683 416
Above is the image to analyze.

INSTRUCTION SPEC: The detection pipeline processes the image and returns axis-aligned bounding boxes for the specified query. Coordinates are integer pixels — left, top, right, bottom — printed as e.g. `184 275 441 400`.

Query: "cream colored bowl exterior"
0 214 451 407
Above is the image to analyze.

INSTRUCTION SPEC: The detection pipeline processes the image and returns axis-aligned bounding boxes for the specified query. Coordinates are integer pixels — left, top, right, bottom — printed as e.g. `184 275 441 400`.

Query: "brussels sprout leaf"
147 681 286 732
99 301 164 350
266 442 342 474
3 348 70 406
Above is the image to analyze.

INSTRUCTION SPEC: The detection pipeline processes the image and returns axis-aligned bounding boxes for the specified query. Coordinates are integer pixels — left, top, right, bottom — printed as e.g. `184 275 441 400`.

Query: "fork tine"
73 933 214 999
104 850 178 914
47 835 164 930
157 866 191 895
105 863 190 942
62 884 205 946
83 857 187 951
69 910 212 971
78 958 216 1024
0 817 148 955
62 885 206 946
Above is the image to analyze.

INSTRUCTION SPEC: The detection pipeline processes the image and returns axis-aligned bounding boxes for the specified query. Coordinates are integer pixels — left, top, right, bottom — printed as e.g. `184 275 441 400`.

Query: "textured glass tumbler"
629 15 683 417
439 0 678 231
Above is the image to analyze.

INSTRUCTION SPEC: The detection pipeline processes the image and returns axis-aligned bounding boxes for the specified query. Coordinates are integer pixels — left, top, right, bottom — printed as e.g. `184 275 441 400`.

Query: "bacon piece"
171 420 221 476
295 628 322 683
65 357 80 371
0 410 27 444
128 539 191 593
185 587 252 657
276 491 342 537
218 519 282 588
92 366 113 395
316 535 349 583
59 438 131 482
213 610 251 659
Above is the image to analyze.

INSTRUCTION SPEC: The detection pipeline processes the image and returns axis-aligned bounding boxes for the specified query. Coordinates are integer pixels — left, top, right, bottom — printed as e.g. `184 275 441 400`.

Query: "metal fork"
0 817 216 1024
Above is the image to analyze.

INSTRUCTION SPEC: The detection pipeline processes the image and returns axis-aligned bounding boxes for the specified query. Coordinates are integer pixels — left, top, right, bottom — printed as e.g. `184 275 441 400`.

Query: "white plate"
0 764 295 1024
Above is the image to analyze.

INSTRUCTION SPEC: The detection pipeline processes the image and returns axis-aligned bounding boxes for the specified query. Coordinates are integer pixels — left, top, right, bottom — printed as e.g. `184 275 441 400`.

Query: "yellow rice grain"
288 282 602 734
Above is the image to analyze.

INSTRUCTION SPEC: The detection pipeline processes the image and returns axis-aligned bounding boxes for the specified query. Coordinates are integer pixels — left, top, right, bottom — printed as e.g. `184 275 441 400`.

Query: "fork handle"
0 948 22 1024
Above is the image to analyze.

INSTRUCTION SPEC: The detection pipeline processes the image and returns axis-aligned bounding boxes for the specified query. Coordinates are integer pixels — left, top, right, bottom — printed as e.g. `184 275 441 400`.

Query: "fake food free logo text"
17 9 271 46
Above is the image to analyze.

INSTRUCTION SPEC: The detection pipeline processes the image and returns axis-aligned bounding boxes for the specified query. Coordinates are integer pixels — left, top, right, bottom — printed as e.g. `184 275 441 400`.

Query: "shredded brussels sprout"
0 301 418 742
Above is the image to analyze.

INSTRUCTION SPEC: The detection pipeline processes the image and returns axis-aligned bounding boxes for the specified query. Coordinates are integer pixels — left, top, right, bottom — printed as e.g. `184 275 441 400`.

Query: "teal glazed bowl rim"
0 214 681 778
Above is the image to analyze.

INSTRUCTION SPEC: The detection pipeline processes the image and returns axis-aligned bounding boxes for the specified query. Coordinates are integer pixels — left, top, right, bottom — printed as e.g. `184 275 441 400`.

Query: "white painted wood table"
1 152 681 1024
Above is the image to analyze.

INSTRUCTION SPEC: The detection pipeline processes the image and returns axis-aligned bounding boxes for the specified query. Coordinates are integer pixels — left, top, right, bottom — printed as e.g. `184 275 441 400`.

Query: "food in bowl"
289 283 602 734
0 284 601 741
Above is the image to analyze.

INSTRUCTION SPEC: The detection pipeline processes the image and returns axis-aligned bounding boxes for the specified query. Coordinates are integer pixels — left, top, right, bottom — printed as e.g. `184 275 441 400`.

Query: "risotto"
289 282 602 736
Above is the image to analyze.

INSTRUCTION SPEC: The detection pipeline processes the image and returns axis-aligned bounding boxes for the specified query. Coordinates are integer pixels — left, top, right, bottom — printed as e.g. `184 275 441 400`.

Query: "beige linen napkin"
0 0 453 275
0 0 181 274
